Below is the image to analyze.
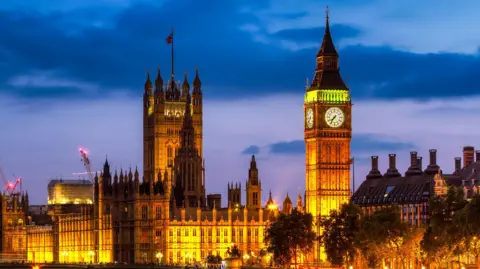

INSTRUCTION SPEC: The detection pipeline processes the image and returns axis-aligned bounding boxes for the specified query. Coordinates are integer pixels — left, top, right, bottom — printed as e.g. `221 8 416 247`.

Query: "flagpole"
171 27 174 79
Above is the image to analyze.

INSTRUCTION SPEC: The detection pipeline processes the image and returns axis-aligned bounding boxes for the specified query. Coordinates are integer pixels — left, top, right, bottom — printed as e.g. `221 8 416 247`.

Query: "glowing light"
79 148 88 155
243 254 250 260
267 203 278 210
7 183 12 188
349 267 353 269
32 266 40 269
156 252 163 259
304 89 350 103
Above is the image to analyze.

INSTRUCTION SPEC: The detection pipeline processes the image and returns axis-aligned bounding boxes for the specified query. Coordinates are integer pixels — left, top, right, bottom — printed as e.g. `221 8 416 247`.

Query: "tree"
457 194 480 269
206 255 222 264
264 208 317 268
320 203 362 267
421 186 467 268
226 245 241 259
358 206 408 269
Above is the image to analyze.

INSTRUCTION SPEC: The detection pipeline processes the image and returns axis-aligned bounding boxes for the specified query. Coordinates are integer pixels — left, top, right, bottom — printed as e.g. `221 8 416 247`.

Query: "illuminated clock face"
325 107 345 128
306 108 314 128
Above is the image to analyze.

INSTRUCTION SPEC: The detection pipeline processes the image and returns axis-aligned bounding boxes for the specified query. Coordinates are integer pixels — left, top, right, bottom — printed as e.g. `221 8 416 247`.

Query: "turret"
246 155 261 210
282 193 292 214
154 67 165 110
181 72 190 100
192 67 202 113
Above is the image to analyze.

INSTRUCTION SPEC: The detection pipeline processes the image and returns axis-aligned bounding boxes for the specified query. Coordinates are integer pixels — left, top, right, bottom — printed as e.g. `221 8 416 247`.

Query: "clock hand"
330 115 337 123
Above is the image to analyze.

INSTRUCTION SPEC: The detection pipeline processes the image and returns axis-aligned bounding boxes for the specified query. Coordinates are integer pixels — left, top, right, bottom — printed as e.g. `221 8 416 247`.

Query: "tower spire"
309 7 347 91
144 70 153 94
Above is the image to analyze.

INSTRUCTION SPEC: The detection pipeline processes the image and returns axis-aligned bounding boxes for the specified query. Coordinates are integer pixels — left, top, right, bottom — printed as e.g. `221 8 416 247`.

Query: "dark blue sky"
0 0 479 204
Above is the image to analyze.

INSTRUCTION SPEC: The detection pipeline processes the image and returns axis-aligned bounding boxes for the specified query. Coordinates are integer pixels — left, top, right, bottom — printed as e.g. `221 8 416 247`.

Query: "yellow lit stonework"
304 89 350 104
0 69 298 265
304 13 352 264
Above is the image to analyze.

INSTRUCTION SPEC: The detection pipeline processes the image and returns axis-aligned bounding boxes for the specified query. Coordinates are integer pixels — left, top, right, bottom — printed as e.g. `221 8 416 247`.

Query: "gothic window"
7 237 12 250
7 219 12 226
18 219 23 225
141 206 148 220
155 206 161 220
193 229 196 237
253 192 258 206
105 204 111 214
167 147 173 158
18 237 22 249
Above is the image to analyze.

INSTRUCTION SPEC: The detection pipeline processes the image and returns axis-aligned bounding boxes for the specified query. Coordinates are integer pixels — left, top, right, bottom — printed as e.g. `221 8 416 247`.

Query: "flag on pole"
166 33 173 44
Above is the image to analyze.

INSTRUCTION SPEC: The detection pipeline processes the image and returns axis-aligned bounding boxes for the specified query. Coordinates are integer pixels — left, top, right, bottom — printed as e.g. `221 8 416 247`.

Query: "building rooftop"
352 147 480 206
47 179 93 188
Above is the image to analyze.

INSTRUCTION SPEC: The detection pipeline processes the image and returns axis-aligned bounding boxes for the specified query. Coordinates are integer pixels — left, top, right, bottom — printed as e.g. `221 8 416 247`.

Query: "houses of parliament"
0 13 351 265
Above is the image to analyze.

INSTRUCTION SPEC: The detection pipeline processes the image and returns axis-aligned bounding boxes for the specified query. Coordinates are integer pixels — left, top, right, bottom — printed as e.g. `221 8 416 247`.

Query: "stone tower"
246 155 262 210
304 9 352 262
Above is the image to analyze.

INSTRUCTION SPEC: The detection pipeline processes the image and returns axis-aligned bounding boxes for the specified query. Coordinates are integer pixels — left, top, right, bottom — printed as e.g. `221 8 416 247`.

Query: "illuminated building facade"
0 67 301 264
0 193 28 261
352 147 480 224
47 179 93 205
304 11 352 262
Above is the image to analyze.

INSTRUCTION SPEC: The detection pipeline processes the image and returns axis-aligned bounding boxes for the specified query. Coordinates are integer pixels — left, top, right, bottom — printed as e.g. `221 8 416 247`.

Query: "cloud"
0 1 479 102
1 93 480 204
268 134 415 155
260 24 361 46
254 0 480 54
241 145 260 155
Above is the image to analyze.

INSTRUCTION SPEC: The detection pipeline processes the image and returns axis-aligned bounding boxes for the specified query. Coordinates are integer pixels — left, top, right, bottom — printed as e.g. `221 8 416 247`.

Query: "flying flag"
166 33 173 44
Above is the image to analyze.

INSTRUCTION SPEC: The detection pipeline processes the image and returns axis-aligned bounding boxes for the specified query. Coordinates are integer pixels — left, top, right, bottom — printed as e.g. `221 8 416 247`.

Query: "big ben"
304 10 352 262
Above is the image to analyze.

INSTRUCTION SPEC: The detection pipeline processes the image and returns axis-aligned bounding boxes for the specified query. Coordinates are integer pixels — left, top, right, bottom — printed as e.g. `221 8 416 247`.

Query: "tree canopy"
264 208 317 267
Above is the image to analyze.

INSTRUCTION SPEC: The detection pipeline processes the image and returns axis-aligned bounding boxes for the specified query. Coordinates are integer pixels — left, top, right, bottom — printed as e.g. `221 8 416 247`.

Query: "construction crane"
0 166 22 195
79 148 95 182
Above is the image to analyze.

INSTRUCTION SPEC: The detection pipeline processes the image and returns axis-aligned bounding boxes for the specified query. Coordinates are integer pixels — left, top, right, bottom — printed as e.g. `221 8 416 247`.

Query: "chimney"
476 150 480 162
389 154 396 170
410 151 418 167
463 146 475 167
366 156 382 180
455 157 461 172
429 149 437 166
417 157 423 170
372 156 379 170
384 154 401 178
405 151 423 177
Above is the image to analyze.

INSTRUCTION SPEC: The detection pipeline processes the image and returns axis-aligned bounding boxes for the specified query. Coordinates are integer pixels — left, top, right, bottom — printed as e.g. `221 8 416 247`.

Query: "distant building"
47 179 93 205
352 147 480 225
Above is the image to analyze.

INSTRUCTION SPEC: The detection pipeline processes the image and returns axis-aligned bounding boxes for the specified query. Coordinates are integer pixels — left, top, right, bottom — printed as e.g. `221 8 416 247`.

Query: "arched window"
18 219 24 225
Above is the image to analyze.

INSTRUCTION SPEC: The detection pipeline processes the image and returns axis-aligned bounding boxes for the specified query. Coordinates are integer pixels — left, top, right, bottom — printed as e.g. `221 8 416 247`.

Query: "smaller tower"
296 191 304 212
228 182 241 207
282 193 292 214
246 155 261 210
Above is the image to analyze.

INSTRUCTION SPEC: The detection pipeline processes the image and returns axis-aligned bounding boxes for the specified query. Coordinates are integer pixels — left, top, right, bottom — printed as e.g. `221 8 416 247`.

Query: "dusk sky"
1 0 479 205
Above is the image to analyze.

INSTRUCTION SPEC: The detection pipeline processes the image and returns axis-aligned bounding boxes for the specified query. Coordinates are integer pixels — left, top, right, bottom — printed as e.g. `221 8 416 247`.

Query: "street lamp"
88 251 95 263
156 252 163 264
61 251 68 263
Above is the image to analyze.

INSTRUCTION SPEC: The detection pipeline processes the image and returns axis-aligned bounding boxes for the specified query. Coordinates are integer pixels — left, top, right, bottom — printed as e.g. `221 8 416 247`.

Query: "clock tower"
304 9 352 262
